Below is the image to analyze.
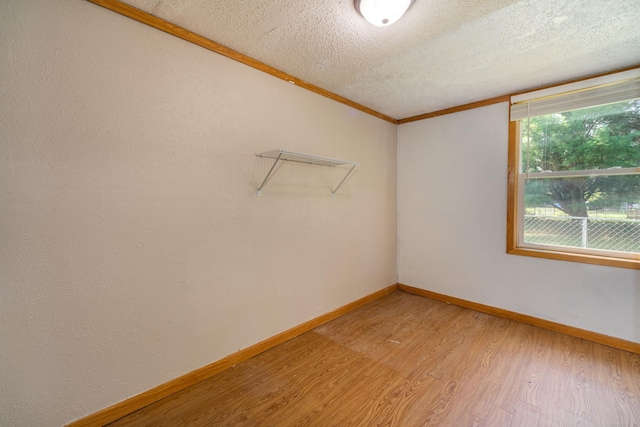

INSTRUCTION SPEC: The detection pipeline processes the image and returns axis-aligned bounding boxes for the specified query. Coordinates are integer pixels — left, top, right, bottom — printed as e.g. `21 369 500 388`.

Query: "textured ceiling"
121 0 640 120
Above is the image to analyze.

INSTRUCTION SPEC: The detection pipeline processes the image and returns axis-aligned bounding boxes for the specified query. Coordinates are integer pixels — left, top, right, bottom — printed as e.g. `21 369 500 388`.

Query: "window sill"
507 246 640 270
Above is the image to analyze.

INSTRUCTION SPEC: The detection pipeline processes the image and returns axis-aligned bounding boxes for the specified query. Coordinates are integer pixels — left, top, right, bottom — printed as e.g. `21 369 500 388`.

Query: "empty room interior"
2 0 640 426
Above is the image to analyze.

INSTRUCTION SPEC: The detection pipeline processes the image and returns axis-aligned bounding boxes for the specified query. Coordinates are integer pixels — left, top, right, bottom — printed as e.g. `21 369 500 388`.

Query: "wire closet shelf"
256 149 358 197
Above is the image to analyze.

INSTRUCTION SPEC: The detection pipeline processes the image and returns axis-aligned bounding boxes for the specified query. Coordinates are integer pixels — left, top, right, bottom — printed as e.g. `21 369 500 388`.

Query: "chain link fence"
523 215 640 253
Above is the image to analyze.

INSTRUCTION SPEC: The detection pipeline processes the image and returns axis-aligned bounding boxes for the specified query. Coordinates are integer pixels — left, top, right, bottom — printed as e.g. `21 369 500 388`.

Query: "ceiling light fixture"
355 0 414 27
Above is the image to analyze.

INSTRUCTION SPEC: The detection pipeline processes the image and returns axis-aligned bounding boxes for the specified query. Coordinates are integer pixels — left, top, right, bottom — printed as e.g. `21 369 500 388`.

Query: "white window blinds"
510 69 640 121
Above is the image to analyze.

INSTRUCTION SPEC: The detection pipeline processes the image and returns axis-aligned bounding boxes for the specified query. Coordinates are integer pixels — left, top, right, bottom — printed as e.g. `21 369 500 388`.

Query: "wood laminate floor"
108 291 640 426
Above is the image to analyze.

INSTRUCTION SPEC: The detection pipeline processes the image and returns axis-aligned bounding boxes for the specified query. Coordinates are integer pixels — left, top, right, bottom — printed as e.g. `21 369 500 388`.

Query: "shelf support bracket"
332 164 357 198
257 152 283 196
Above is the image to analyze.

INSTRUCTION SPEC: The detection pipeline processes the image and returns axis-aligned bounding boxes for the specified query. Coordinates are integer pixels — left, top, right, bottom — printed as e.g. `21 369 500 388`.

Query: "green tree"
522 99 640 217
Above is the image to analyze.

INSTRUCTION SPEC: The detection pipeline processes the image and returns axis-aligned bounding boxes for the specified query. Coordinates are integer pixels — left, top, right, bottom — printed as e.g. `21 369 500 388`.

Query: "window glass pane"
523 175 640 253
520 99 640 173
509 72 640 268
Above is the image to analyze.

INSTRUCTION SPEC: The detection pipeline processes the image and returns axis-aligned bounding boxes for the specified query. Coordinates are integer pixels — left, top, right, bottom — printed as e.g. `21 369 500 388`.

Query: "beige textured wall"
0 2 397 425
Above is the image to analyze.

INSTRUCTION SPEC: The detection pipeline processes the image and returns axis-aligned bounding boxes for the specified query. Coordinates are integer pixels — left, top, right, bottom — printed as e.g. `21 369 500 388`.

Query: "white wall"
398 102 640 344
0 2 397 425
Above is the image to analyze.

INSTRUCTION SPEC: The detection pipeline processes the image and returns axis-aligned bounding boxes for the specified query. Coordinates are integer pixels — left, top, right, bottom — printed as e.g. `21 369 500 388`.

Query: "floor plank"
107 291 640 426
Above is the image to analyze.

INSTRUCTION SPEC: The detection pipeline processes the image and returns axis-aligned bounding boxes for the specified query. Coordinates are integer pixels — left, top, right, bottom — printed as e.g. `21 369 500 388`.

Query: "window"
507 69 640 269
